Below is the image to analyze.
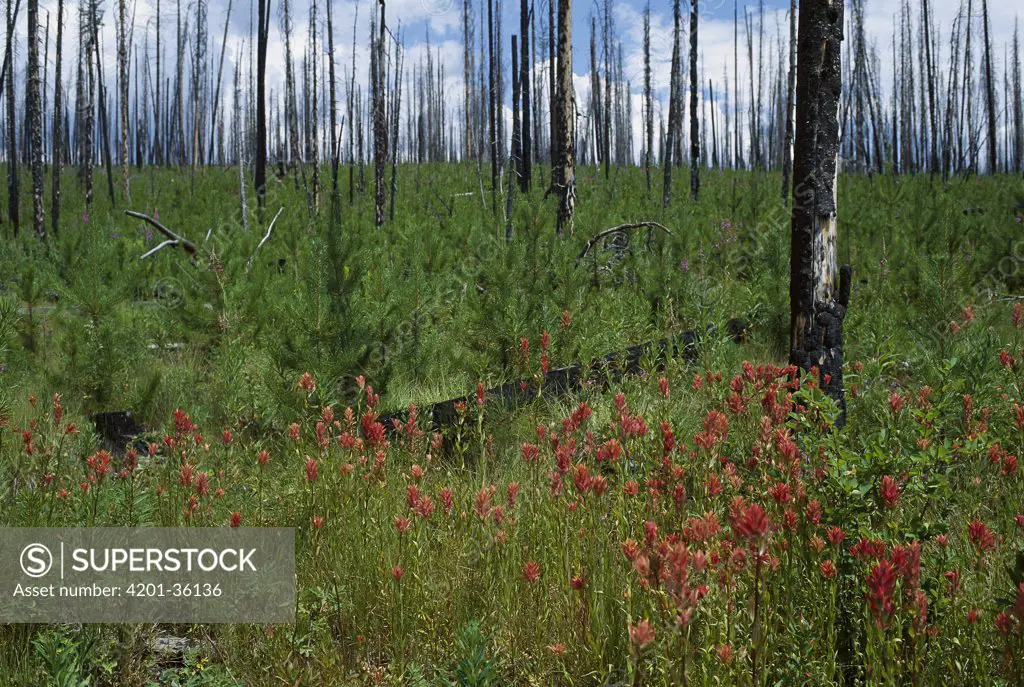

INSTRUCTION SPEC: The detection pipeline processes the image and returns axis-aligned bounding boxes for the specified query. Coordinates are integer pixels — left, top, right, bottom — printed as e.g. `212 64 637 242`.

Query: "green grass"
1 164 1024 684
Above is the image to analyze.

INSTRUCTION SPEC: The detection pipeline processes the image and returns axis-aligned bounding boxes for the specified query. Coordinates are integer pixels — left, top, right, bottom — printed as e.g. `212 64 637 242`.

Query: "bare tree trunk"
487 0 497 211
981 0 997 173
519 0 531 190
118 0 130 200
327 0 341 225
790 0 850 425
255 0 270 218
50 0 64 235
27 0 44 237
643 0 652 192
548 0 556 166
554 0 574 236
688 0 699 201
4 0 19 234
372 0 387 227
662 0 681 207
462 0 473 160
1014 19 1023 174
780 0 796 200
234 55 248 232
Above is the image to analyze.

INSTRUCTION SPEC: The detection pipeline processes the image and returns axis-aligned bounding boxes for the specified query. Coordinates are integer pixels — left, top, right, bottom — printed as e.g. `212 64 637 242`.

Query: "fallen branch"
575 222 673 264
247 207 284 269
139 240 181 260
125 210 198 256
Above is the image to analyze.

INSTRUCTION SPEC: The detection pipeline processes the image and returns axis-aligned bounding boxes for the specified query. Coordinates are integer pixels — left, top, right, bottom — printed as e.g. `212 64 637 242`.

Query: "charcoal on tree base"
92 410 146 453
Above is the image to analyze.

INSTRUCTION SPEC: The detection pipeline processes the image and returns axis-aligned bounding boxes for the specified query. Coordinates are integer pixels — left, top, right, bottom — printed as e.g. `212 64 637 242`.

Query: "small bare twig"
247 207 284 269
125 210 198 255
575 222 674 264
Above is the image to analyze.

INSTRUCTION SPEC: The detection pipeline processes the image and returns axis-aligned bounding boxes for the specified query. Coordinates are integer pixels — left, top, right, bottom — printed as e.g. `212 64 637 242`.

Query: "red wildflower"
731 503 770 542
561 310 571 328
879 475 901 509
628 619 656 649
768 481 790 505
967 519 996 552
820 560 837 578
476 382 486 407
298 372 316 392
866 560 897 627
523 560 541 583
391 565 405 581
230 512 242 528
439 487 454 515
393 516 412 534
305 457 318 482
312 515 324 529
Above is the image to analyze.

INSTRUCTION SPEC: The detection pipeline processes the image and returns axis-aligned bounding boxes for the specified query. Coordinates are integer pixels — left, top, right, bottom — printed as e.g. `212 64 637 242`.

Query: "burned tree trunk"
118 0 130 200
27 0 44 238
50 0 64 235
371 0 387 227
5 0 18 234
327 0 341 225
662 0 681 207
255 0 270 217
981 0 997 173
553 0 575 236
643 0 652 193
519 0 531 191
780 0 796 200
790 0 850 425
688 0 699 201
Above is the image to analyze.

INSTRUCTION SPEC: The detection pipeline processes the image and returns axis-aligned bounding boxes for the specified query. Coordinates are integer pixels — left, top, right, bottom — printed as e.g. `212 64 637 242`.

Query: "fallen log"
378 320 749 434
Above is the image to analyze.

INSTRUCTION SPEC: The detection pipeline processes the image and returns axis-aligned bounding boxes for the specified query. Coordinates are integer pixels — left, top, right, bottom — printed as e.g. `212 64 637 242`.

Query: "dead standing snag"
789 0 851 426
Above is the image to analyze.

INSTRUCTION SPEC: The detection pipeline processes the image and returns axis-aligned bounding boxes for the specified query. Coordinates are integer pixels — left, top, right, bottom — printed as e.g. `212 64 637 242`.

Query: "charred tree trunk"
554 0 574 236
255 0 270 218
662 0 681 207
27 0 45 238
688 0 699 201
372 0 387 227
790 0 850 426
50 0 64 235
981 0 997 173
643 0 652 193
327 0 340 225
117 0 130 200
4 0 18 234
519 0 531 190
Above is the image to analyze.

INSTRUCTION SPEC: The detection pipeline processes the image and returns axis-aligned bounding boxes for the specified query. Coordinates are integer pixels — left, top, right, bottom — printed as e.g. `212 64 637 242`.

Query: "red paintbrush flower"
629 619 655 649
523 560 541 583
879 475 900 509
866 560 896 628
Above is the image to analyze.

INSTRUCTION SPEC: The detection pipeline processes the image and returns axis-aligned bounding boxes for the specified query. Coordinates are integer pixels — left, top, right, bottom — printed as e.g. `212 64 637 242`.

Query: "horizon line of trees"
0 0 1020 239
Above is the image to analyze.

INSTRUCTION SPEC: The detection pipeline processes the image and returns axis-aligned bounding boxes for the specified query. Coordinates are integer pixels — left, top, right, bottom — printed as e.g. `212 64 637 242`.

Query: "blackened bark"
688 0 699 201
27 0 45 238
554 0 574 236
256 0 270 218
662 0 681 207
50 0 64 235
519 0 531 190
790 0 850 425
5 0 18 234
981 0 998 173
643 0 652 193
